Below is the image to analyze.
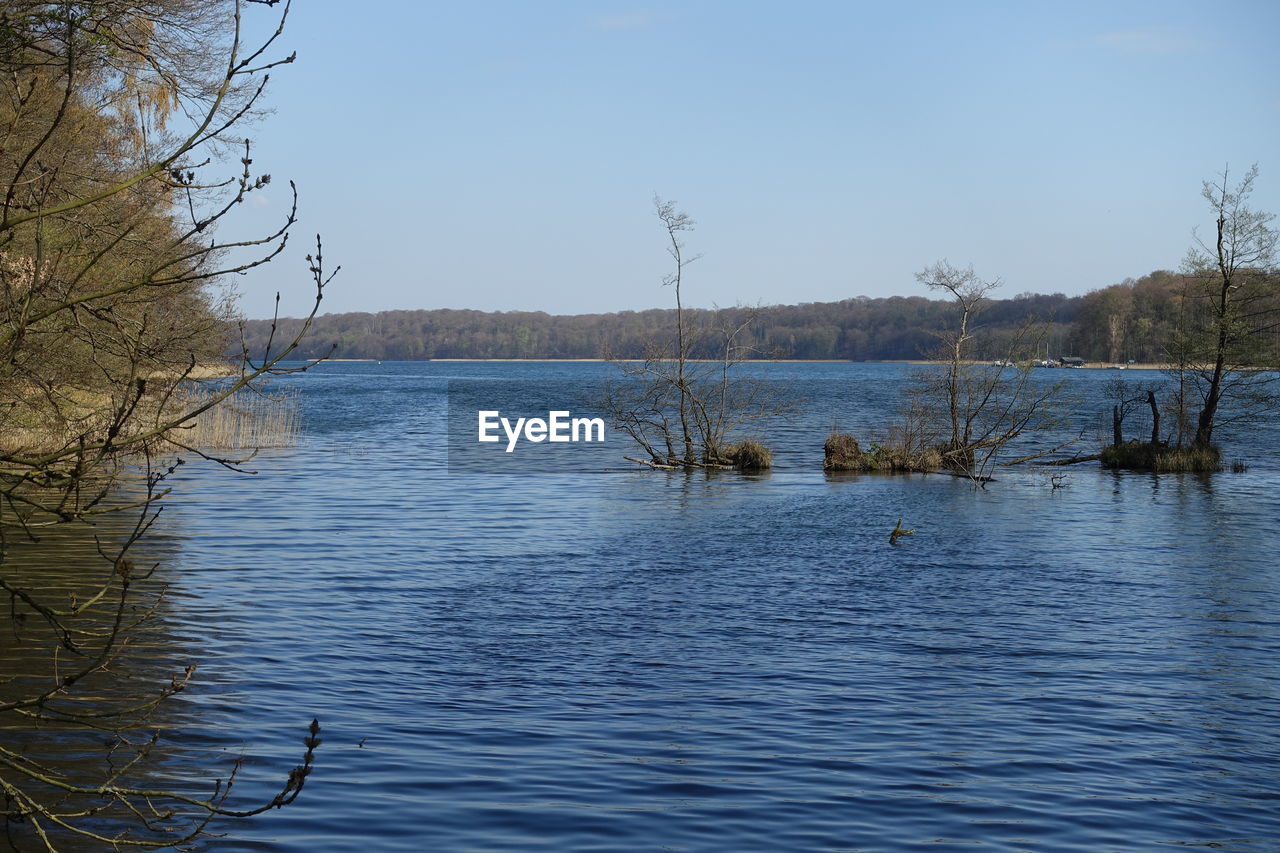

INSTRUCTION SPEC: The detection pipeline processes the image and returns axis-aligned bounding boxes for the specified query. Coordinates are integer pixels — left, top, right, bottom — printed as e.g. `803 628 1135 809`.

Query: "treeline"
239 271 1197 362
1071 269 1204 363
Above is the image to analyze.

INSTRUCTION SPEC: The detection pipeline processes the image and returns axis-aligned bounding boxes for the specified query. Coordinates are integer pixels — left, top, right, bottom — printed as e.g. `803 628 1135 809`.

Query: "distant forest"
239 270 1198 363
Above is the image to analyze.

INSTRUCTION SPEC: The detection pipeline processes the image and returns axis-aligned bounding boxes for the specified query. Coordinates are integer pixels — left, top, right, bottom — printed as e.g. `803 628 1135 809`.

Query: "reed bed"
168 385 302 450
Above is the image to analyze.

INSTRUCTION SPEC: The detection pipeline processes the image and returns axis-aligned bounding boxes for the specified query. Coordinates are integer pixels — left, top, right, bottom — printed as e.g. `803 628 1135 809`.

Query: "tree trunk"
676 313 695 465
1194 350 1226 449
1193 211 1231 450
671 230 695 465
1147 390 1160 446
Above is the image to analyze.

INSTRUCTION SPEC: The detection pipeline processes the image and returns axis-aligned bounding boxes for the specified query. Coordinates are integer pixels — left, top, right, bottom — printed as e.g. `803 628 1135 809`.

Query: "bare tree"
603 198 789 471
658 197 697 466
1103 376 1161 448
915 261 999 465
904 261 1065 480
1 2 333 847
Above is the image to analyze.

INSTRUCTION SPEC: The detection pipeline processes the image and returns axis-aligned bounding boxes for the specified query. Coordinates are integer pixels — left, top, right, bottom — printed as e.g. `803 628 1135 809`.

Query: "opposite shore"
328 358 1173 370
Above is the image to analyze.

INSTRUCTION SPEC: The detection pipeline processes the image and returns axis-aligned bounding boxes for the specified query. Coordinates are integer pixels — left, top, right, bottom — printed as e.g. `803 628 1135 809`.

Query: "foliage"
251 269 1247 365
247 268 1273 366
1099 166 1278 470
1 1 332 848
239 293 1085 361
1066 270 1193 363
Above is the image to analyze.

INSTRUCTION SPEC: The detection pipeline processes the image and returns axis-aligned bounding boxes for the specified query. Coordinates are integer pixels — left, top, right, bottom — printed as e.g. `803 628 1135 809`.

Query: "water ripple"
109 363 1280 851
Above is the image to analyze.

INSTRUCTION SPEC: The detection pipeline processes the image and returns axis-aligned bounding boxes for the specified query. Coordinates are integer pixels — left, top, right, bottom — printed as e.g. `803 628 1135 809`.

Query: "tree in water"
823 261 1068 481
1171 165 1278 454
602 197 790 471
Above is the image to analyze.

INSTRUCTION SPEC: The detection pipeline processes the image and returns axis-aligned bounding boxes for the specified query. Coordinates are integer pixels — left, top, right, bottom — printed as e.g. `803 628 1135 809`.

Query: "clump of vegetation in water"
822 261 1068 483
823 433 866 470
823 432 942 473
724 439 772 471
1101 442 1221 473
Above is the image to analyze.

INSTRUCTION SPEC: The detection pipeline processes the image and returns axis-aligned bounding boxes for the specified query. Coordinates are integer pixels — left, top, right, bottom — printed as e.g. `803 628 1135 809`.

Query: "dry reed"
167 385 302 450
726 439 773 471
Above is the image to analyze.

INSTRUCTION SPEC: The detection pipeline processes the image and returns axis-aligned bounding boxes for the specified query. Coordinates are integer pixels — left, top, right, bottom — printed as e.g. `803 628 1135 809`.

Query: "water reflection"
0 486 301 849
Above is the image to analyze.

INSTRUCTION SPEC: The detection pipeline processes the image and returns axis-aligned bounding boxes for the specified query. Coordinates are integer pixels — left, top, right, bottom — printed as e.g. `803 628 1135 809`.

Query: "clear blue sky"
229 0 1280 319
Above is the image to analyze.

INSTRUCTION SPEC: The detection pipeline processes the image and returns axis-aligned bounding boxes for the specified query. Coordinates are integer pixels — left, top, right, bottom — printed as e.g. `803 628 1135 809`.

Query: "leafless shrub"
602 198 794 470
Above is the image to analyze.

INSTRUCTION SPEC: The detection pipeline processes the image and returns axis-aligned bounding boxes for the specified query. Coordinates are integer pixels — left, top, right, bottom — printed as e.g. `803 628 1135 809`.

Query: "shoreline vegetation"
171 386 303 451
1 362 297 457
238 268 1259 365
0 378 302 457
2 2 332 844
145 361 240 380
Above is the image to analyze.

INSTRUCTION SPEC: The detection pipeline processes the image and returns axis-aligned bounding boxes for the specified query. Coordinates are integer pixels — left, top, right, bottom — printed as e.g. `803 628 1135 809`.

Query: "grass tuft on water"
725 440 772 471
1100 442 1221 473
823 432 941 473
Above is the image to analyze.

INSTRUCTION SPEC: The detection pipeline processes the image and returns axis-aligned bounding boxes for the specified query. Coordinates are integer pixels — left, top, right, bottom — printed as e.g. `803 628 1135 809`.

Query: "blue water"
142 362 1280 850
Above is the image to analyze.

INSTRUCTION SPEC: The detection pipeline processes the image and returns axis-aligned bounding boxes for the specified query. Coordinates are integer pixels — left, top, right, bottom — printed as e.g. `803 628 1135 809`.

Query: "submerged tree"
844 261 1066 481
602 197 789 471
1 1 332 847
1103 376 1161 449
1103 166 1277 472
1171 165 1279 453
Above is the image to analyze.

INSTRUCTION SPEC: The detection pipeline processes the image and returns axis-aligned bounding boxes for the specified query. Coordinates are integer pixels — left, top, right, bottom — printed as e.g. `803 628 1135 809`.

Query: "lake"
15 361 1280 851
